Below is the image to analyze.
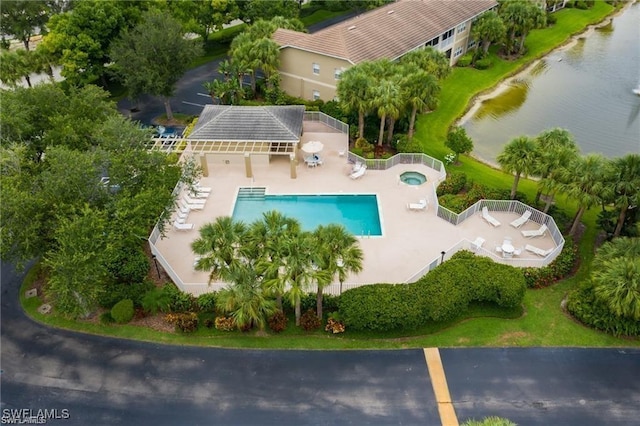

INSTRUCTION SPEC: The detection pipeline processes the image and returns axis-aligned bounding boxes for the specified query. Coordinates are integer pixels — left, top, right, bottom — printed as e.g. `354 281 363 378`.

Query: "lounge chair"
521 223 548 238
350 164 367 180
173 221 194 231
176 209 189 220
525 244 553 257
471 237 485 251
407 199 427 211
183 194 206 205
510 210 532 228
179 199 204 211
482 206 501 227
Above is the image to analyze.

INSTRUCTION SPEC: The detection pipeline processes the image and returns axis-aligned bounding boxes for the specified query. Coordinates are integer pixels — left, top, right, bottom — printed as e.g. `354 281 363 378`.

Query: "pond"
462 4 640 164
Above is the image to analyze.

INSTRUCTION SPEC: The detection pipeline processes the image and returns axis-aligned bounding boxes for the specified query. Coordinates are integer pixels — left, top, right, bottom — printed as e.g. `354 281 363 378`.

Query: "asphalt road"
2 261 639 426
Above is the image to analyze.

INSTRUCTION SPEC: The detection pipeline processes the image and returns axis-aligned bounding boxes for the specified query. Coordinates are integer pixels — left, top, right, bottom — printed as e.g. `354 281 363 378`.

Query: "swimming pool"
232 191 382 236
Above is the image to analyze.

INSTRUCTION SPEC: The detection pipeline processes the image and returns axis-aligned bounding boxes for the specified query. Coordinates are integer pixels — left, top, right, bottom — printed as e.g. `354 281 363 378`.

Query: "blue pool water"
232 193 382 236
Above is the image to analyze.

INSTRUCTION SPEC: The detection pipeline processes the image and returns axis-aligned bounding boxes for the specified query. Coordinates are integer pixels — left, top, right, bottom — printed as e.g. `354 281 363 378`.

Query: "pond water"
462 4 640 164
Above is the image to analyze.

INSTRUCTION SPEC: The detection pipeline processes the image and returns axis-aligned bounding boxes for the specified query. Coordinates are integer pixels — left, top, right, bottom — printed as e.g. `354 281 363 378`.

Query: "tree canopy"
0 0 51 50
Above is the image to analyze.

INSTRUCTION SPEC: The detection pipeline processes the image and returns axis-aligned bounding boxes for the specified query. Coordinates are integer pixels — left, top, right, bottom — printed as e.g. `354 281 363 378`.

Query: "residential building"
272 0 497 100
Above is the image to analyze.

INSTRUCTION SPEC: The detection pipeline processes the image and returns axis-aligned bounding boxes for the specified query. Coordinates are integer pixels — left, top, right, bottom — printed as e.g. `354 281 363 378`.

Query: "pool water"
400 171 427 186
232 193 382 236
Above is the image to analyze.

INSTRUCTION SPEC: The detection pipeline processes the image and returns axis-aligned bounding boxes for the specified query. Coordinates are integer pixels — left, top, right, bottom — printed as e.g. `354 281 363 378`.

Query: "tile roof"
273 0 497 64
188 105 305 142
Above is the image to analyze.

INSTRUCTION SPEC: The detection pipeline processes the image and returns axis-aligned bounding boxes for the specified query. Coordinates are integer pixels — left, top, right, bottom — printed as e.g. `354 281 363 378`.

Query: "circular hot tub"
400 171 427 186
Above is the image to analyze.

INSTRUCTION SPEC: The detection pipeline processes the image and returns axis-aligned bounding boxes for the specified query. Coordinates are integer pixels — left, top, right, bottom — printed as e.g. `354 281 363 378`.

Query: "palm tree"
337 65 371 138
471 11 506 58
533 128 579 204
314 224 363 319
402 67 439 140
250 37 280 89
372 77 402 146
400 47 450 81
216 263 277 330
191 216 249 283
560 154 607 237
497 135 538 199
592 237 640 321
250 211 301 310
500 0 546 56
606 154 640 237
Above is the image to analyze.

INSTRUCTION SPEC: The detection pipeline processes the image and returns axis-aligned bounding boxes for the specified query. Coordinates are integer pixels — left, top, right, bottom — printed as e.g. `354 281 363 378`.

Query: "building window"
312 90 320 100
442 28 455 41
334 68 342 80
425 36 439 47
312 63 320 75
468 39 476 49
457 22 466 33
454 46 464 57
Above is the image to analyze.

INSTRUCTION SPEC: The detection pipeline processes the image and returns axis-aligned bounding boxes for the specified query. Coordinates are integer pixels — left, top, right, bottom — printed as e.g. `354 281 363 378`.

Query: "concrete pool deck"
153 122 558 295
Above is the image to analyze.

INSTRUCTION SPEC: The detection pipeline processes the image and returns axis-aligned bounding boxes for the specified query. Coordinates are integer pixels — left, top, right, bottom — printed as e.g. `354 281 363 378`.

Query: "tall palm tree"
337 64 372 139
497 135 538 199
314 224 363 319
606 154 640 237
533 128 579 204
560 154 608 237
401 66 439 140
250 211 301 310
216 263 277 330
400 47 450 81
592 237 640 321
191 216 249 283
372 77 402 146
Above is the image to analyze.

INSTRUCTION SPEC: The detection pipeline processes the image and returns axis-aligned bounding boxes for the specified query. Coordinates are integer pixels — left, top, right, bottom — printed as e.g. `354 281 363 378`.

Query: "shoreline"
456 3 631 167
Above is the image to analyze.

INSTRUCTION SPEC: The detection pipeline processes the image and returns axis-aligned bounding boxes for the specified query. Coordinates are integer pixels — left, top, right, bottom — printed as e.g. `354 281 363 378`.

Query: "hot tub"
400 171 427 186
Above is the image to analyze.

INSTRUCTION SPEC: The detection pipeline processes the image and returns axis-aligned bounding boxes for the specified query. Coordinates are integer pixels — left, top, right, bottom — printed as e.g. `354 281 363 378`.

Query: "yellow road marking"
424 347 459 426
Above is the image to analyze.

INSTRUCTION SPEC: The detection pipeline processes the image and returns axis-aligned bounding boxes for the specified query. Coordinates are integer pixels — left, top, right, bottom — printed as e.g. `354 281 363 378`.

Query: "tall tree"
499 0 546 56
560 154 607 237
399 64 439 140
0 0 51 50
109 10 203 121
167 0 240 46
445 127 474 163
372 76 402 146
591 237 640 321
605 154 640 238
314 224 363 319
400 47 450 81
471 10 506 57
336 64 371 138
497 135 538 199
533 128 579 204
238 0 299 25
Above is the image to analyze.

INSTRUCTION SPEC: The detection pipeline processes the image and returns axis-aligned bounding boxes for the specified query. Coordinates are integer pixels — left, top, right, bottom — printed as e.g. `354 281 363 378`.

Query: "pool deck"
154 122 558 295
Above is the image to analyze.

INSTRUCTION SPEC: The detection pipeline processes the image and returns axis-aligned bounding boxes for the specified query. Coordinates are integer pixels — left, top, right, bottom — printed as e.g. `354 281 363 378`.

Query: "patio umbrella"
301 140 324 154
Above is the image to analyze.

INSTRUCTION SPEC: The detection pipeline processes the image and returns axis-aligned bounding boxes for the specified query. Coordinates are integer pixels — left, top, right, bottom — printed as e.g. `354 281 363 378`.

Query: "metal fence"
303 111 349 134
347 152 447 180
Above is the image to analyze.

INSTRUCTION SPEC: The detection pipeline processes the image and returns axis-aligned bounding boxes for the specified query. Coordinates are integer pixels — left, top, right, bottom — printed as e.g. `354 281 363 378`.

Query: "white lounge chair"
350 165 367 180
521 223 548 238
179 199 204 211
176 209 189 220
525 244 553 257
407 199 427 211
482 206 501 227
510 210 532 228
173 221 194 231
183 194 206 205
471 237 485 251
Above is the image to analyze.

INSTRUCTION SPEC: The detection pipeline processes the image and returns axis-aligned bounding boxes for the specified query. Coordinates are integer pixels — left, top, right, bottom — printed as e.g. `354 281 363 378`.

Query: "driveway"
2 261 639 425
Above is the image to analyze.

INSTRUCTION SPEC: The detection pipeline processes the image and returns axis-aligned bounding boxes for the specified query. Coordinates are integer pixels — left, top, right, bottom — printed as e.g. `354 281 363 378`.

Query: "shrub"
522 238 577 288
300 309 322 331
546 13 557 26
165 312 199 333
456 53 473 67
214 316 235 331
462 417 517 426
396 134 422 153
475 58 493 70
99 279 155 308
141 287 172 314
111 299 134 324
355 137 374 153
268 310 288 333
340 254 526 331
325 312 346 334
437 171 467 195
437 194 469 213
104 246 149 284
197 292 216 312
567 282 640 337
161 284 197 312
203 318 214 328
100 312 115 324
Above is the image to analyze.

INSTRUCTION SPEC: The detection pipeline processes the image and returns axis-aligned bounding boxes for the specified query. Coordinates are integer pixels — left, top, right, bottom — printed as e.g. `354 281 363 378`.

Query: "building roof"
188 105 305 142
273 0 497 64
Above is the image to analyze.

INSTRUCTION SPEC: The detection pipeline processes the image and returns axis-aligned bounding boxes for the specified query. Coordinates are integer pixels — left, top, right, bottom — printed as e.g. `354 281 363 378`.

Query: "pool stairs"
237 187 266 201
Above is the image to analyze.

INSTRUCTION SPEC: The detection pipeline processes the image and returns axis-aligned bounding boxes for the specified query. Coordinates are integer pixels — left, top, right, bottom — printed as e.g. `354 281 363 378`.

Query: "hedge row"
522 238 578 288
340 252 526 331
